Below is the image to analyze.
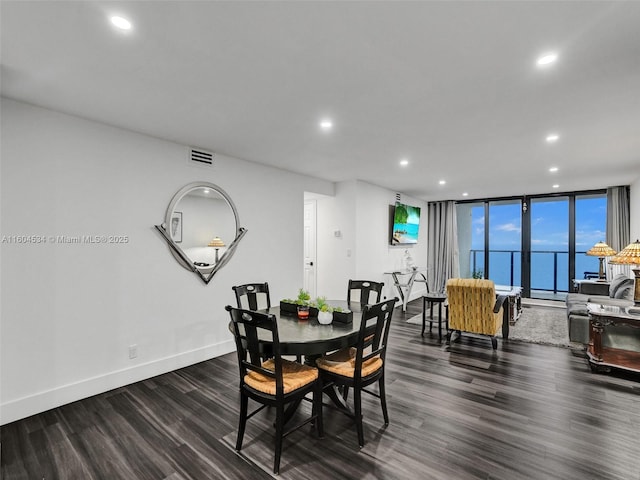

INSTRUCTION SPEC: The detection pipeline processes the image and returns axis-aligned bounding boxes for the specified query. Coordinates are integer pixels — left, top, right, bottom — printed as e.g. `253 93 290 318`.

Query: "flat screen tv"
390 202 421 245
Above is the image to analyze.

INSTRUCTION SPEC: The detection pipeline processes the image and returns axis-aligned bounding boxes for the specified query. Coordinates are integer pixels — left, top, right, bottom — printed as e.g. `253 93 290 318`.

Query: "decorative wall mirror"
155 182 246 284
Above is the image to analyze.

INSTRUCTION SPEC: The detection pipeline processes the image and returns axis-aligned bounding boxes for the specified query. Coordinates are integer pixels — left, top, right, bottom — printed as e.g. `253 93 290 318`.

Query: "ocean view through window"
457 191 607 299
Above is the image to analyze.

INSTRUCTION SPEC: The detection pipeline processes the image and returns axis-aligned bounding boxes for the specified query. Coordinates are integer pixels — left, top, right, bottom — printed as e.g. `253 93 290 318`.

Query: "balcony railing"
468 249 597 294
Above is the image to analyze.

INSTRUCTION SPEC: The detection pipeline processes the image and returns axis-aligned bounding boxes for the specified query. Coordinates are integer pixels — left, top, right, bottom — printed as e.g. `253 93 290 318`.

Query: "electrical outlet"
128 344 138 359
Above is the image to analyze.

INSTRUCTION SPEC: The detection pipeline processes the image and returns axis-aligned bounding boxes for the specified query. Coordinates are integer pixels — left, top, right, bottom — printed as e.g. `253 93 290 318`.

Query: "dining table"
246 300 363 359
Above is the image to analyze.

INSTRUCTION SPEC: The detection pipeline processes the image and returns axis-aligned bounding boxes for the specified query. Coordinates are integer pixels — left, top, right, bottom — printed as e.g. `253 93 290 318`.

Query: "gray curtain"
606 185 631 278
427 201 459 293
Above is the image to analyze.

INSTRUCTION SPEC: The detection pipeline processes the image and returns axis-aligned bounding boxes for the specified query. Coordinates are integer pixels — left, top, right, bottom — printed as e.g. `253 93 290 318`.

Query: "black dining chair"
316 297 397 447
226 305 324 474
232 282 271 310
347 280 384 307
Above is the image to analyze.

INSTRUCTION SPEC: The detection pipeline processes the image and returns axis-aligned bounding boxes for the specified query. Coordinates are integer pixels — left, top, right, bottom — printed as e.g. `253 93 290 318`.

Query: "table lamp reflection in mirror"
208 236 226 263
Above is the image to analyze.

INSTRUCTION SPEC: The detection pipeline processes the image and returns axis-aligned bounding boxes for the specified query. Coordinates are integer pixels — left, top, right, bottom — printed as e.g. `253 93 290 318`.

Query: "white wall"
0 98 333 424
314 181 356 300
313 180 428 303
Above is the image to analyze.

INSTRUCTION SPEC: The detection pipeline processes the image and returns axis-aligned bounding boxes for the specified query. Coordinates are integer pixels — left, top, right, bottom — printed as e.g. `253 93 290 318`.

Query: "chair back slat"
226 306 284 395
348 280 384 307
232 283 271 311
353 298 397 379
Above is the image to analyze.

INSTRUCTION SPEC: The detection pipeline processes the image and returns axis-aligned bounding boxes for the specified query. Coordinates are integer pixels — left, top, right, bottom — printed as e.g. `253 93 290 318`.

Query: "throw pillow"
613 280 634 299
609 273 632 298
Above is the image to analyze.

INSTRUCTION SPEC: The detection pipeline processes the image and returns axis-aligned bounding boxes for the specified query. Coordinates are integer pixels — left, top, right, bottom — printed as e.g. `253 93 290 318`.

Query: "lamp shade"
609 240 640 305
208 237 225 248
608 239 640 265
585 242 617 257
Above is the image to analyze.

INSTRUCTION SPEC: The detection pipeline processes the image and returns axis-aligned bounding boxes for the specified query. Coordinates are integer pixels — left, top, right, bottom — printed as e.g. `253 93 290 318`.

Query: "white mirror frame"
155 181 247 284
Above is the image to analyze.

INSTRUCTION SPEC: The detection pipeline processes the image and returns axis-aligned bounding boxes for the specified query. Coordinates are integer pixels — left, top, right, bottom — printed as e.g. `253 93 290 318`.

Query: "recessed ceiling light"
546 134 559 143
399 159 409 167
203 189 210 194
319 119 333 131
549 167 559 172
439 180 446 185
537 52 558 67
462 192 469 197
552 184 560 189
110 16 132 30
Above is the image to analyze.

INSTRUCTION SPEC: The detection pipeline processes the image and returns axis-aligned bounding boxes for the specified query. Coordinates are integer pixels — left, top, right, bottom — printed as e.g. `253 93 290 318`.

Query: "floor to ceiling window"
488 200 522 287
456 202 485 279
529 196 569 299
456 190 606 300
575 194 608 278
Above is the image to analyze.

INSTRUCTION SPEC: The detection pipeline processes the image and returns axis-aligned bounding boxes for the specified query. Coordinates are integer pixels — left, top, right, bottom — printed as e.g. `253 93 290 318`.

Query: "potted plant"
332 305 353 324
315 296 333 324
280 289 318 316
313 296 353 324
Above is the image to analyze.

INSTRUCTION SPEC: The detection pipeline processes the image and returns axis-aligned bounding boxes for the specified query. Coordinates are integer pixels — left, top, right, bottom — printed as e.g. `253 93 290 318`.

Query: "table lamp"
585 241 617 281
208 236 225 263
608 239 640 305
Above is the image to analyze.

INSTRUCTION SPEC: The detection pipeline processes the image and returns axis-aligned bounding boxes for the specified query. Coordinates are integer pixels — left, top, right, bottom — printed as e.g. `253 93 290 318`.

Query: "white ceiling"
2 1 639 201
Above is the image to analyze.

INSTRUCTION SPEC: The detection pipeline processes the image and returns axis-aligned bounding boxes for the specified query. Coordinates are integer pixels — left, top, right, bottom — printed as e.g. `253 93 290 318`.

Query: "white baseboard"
0 339 235 425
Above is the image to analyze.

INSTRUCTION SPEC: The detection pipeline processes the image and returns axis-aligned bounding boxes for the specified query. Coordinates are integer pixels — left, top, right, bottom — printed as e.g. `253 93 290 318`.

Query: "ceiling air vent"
395 193 401 202
189 147 214 166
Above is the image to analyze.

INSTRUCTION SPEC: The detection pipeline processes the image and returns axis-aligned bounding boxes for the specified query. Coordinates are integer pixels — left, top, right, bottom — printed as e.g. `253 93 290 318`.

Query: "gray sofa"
565 274 635 344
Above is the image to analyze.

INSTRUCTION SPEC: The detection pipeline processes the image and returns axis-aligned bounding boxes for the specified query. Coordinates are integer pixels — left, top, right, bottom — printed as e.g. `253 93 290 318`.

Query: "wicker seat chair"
226 306 323 474
316 297 397 447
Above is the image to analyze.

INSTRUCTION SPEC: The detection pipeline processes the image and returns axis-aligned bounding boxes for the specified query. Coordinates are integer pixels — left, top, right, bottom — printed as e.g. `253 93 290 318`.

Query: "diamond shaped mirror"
155 182 246 284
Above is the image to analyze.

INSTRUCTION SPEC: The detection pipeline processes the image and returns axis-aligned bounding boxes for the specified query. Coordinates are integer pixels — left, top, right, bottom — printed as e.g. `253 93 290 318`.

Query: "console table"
384 268 428 312
587 303 640 374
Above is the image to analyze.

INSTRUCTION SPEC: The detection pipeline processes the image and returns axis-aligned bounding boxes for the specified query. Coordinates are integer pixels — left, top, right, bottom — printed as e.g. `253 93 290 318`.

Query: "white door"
303 200 317 298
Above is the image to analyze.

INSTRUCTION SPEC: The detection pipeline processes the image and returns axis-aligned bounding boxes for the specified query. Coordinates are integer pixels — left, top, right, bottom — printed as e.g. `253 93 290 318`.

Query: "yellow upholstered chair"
445 278 506 350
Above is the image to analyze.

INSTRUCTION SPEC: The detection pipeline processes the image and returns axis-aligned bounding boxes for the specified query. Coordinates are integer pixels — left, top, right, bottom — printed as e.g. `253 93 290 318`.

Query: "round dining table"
228 300 363 357
258 300 363 356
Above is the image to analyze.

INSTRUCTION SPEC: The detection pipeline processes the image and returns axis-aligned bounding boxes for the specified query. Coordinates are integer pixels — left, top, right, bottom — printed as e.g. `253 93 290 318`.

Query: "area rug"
407 304 570 347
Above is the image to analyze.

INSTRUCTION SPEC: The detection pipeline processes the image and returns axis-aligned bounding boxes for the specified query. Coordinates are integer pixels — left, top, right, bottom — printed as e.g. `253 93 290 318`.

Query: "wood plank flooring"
3 299 640 479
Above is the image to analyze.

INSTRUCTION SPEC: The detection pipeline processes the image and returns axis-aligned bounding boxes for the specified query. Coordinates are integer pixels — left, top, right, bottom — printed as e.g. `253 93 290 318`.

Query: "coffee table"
495 285 522 326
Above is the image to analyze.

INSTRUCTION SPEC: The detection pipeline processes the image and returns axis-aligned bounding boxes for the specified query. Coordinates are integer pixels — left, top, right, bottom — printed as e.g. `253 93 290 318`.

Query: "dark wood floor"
3 299 640 480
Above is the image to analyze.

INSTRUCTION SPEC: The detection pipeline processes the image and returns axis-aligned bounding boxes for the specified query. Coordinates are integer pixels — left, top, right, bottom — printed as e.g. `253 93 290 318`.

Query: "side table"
587 303 640 374
422 293 448 342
